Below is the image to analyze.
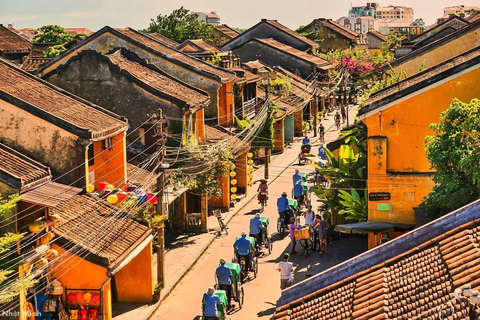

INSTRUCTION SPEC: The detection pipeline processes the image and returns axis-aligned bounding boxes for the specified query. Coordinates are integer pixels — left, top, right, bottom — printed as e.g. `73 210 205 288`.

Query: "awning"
335 221 415 234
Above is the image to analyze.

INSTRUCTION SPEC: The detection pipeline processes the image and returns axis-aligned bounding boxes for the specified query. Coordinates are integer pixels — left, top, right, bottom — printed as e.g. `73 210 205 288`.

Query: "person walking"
215 258 232 308
341 105 347 124
312 214 321 251
278 253 294 290
304 205 315 227
317 215 327 254
289 218 302 254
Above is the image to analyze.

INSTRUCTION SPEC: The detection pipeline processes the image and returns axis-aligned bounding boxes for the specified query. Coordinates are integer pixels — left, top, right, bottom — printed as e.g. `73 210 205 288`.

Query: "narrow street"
152 108 366 319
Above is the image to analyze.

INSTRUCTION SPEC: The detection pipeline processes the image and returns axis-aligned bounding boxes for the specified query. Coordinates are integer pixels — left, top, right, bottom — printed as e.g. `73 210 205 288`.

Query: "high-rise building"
196 11 220 25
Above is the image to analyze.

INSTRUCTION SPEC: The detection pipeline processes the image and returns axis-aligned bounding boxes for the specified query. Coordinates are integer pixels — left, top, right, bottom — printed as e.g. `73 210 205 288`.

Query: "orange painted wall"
113 242 153 302
392 27 480 78
235 152 248 194
273 119 285 153
368 231 405 249
219 82 234 126
364 64 480 225
209 175 230 210
86 133 127 188
51 245 112 320
196 109 205 143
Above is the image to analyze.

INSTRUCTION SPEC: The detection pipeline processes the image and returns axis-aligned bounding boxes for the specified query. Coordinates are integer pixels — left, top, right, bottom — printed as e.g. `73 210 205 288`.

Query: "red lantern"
123 183 131 192
98 181 108 190
67 293 76 303
75 292 83 303
117 192 128 201
148 196 158 204
146 193 153 201
91 293 100 303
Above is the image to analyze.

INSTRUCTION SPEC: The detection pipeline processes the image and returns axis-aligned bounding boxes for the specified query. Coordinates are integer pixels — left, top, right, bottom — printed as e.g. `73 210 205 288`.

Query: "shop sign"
377 203 391 211
369 192 391 201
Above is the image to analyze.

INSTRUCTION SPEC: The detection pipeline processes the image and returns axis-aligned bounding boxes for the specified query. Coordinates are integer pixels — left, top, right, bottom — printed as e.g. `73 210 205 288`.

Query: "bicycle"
296 226 314 256
259 192 268 213
214 209 228 236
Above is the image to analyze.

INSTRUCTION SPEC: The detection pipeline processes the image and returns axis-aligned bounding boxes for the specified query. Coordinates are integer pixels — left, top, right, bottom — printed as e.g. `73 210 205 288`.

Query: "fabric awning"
335 221 415 234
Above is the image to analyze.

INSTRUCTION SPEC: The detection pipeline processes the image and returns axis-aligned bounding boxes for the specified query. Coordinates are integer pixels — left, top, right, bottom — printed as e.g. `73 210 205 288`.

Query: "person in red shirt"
257 179 268 203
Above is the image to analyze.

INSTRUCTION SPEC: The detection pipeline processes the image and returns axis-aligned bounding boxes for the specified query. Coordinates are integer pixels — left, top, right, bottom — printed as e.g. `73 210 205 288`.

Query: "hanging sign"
369 192 391 201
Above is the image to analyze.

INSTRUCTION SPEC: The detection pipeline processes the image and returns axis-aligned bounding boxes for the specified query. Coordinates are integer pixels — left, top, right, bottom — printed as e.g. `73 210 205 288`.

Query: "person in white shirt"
304 205 315 226
278 253 294 290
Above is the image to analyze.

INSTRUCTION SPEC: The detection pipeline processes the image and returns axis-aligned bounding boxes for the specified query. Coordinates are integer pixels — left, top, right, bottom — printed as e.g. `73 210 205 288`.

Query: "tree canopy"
144 7 214 43
420 98 480 217
33 25 89 58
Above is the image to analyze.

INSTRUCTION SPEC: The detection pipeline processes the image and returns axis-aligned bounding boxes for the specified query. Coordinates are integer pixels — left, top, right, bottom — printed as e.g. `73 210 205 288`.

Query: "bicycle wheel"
238 286 244 309
253 257 259 278
267 237 272 254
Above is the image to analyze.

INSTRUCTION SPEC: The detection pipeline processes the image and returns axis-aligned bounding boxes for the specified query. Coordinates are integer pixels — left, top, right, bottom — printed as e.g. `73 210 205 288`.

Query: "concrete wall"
0 100 84 186
232 41 315 79
363 65 480 225
211 29 233 47
392 25 480 77
40 32 222 122
222 22 312 51
367 33 383 50
114 242 153 302
44 52 187 146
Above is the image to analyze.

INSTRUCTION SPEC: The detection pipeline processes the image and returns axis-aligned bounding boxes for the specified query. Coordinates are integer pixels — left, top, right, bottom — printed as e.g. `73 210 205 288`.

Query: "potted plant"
153 282 162 302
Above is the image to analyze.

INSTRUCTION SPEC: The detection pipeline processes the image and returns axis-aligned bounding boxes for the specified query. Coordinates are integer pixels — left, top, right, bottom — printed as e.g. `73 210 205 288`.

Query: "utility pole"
313 94 318 138
155 108 166 288
264 79 270 180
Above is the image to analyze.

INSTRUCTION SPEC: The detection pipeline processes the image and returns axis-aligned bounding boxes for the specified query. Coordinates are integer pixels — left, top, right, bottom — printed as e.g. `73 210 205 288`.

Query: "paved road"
152 108 366 319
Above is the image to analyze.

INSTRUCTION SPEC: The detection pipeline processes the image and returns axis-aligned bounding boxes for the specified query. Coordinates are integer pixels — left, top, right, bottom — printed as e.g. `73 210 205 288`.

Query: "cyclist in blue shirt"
249 213 265 245
318 145 327 161
293 180 304 205
277 192 291 228
302 136 311 145
215 258 232 308
233 231 252 271
292 169 302 185
203 287 221 318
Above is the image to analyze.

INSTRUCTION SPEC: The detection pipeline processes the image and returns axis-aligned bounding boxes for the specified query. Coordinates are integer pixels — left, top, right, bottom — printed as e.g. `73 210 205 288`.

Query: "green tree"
251 101 278 149
32 25 73 44
379 31 406 60
0 194 35 304
144 7 214 43
420 98 480 217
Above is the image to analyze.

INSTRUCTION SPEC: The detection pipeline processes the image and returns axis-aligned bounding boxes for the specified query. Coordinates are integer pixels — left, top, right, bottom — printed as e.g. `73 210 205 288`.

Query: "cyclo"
254 217 273 255
201 289 230 320
298 144 311 165
277 199 301 239
292 175 309 208
215 262 244 309
233 235 258 283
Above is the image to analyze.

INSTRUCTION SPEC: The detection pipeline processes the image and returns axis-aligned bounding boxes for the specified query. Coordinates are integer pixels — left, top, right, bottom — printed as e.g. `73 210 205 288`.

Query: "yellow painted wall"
0 100 80 185
392 27 480 77
51 245 112 320
86 133 127 188
364 64 480 225
235 152 248 194
113 242 153 302
209 175 230 210
196 109 205 143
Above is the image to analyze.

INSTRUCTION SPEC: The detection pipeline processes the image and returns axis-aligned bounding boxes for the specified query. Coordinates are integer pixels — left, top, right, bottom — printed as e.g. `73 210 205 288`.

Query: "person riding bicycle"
293 180 304 205
257 179 268 204
318 123 325 141
249 213 265 246
277 192 292 228
204 287 222 319
292 169 302 185
215 258 232 308
302 136 311 145
318 144 327 161
233 231 252 271
334 112 341 129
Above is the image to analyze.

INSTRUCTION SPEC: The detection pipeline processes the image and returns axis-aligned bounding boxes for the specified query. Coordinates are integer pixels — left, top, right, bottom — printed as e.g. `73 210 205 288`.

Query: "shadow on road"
257 306 276 317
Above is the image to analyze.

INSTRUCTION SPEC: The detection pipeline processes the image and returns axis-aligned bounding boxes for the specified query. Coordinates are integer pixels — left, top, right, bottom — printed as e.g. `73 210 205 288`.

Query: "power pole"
155 108 166 288
265 81 270 180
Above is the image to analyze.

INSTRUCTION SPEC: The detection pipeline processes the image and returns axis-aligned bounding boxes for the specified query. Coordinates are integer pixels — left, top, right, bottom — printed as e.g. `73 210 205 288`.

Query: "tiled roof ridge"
390 18 480 67
0 58 128 139
119 27 235 82
325 18 359 36
145 32 179 48
0 24 32 52
252 38 329 66
360 45 480 116
215 24 239 35
368 29 386 40
102 48 210 107
264 19 319 48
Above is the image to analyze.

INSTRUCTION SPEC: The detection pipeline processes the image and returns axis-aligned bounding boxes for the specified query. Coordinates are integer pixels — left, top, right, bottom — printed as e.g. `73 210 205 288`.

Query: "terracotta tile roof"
274 200 480 320
0 24 31 54
367 29 386 41
215 24 239 39
0 143 51 191
0 59 128 139
231 68 260 83
315 18 359 40
253 38 329 67
204 125 249 155
176 39 222 54
264 20 319 48
126 163 156 190
52 194 152 269
29 43 53 58
20 57 50 72
64 28 94 35
21 182 81 207
114 28 236 83
359 45 480 118
146 32 179 48
104 49 210 108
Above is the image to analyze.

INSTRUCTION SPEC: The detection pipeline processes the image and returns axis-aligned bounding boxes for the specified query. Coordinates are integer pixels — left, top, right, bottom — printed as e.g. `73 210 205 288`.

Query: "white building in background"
444 5 480 15
196 11 220 25
336 15 379 34
375 5 414 22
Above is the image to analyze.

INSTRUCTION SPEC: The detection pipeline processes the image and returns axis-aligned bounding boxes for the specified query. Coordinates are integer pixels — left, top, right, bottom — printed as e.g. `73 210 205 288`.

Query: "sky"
1 0 479 31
